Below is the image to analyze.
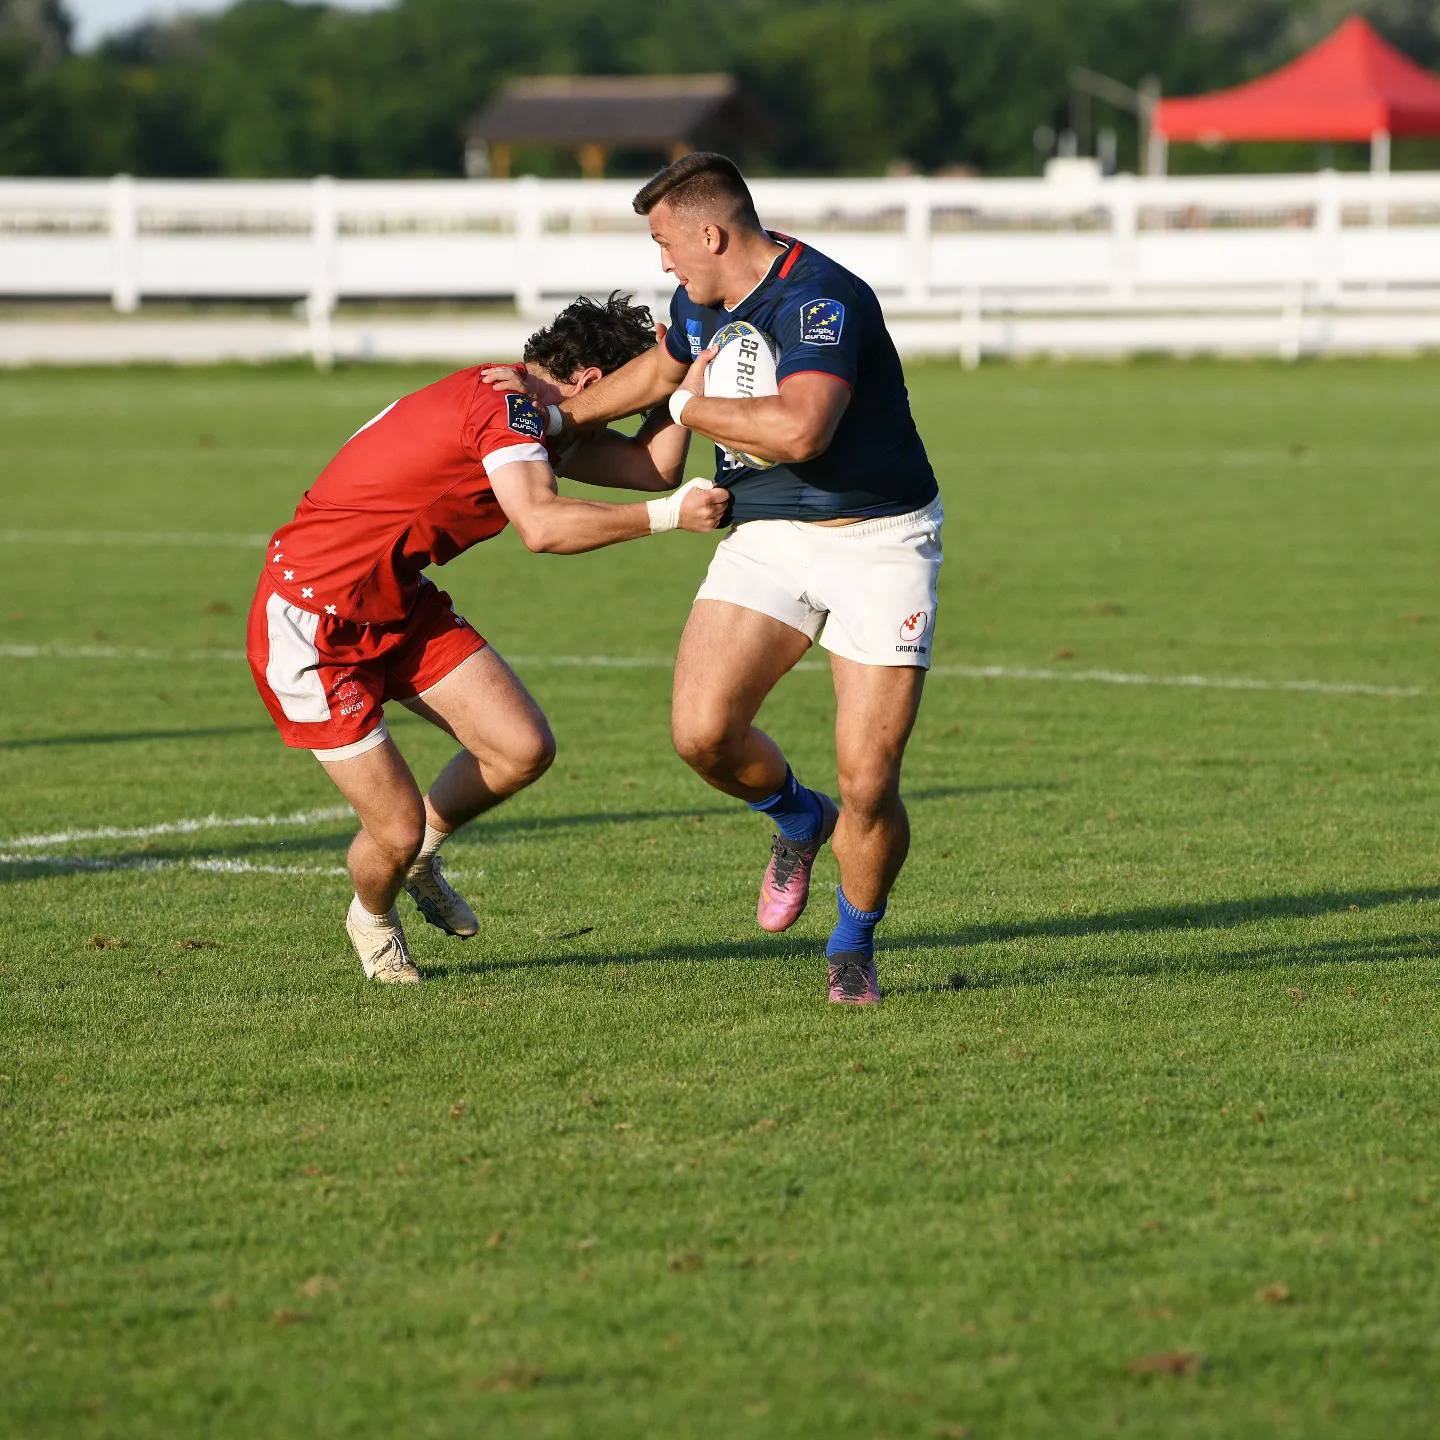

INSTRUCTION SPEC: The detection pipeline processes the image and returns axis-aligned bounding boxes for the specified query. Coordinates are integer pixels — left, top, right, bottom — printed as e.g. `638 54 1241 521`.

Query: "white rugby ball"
704 320 780 470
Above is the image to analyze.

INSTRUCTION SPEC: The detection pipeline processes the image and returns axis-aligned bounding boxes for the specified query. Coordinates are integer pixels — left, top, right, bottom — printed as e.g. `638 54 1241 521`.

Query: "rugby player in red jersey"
246 294 728 983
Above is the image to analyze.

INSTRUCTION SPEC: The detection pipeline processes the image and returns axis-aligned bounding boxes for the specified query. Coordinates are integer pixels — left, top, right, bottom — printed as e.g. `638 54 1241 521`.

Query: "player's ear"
570 365 603 391
703 222 725 254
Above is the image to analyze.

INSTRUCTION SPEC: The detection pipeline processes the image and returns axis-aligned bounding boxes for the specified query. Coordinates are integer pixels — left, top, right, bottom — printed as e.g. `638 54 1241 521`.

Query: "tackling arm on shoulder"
480 336 689 434
559 339 690 429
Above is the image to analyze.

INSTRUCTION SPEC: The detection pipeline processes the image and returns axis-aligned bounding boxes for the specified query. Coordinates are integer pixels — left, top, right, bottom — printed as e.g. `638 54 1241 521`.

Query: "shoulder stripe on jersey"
345 398 399 444
778 242 805 279
482 441 549 476
778 369 853 390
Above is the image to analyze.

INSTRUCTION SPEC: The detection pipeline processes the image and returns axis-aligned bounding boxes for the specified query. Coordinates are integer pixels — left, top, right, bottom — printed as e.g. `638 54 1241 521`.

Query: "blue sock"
826 887 886 958
748 765 823 843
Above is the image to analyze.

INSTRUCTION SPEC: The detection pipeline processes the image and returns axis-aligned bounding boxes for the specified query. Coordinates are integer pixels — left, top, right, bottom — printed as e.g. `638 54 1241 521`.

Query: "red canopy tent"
1152 16 1440 172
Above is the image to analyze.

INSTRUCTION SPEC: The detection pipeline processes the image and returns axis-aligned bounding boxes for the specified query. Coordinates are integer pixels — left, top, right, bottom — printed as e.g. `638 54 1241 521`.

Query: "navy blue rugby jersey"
664 234 938 524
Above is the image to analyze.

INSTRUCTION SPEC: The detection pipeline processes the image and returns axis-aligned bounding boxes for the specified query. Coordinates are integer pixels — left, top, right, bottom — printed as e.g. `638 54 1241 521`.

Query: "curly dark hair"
523 291 655 380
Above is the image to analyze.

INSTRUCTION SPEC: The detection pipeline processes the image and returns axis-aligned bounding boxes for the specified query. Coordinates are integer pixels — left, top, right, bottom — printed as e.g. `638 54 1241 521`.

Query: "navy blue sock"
826 886 887 958
748 765 823 843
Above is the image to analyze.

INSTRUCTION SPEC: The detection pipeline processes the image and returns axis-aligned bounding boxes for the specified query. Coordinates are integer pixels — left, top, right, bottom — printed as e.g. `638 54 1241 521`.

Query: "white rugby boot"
403 853 479 939
345 896 421 984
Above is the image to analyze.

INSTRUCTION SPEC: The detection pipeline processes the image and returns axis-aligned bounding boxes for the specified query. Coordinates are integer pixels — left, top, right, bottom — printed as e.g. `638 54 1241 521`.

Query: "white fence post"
904 180 932 309
514 176 543 317
1315 168 1342 306
1109 173 1138 303
1279 282 1307 362
307 175 338 370
960 286 982 370
109 173 139 313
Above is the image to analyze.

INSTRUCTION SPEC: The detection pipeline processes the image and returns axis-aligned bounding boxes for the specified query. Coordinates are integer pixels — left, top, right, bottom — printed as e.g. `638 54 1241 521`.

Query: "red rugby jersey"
263 366 552 625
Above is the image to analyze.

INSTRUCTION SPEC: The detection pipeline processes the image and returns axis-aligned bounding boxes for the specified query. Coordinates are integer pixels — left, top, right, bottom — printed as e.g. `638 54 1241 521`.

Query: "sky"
66 0 390 49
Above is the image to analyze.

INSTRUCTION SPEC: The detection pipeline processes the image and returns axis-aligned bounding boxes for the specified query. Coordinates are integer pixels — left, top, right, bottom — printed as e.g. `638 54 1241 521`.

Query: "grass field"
2 355 1438 1439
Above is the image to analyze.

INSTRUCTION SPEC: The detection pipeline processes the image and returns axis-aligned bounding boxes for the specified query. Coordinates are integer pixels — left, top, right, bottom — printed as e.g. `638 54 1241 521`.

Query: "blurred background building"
464 75 765 180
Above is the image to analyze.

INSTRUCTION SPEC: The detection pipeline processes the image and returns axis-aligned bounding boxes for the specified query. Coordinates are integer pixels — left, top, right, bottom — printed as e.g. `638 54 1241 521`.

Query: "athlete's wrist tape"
667 388 696 426
646 476 715 534
544 404 564 437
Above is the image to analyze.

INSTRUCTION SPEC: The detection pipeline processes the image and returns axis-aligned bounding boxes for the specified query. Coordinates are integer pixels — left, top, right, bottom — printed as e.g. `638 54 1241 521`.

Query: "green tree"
4 0 1439 179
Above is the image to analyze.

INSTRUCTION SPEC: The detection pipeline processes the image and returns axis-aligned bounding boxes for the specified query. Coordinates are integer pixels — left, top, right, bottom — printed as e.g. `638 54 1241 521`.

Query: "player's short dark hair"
632 151 760 228
522 291 655 380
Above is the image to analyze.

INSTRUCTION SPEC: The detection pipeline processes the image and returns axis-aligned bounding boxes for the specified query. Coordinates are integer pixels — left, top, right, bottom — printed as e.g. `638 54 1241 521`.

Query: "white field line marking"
0 641 1424 700
0 852 486 883
926 662 1426 699
0 528 267 549
0 642 247 662
3 805 353 851
0 852 348 878
516 655 1427 699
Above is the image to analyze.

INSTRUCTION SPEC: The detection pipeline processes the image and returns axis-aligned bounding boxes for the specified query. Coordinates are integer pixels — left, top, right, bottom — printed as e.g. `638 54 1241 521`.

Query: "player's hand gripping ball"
703 320 780 471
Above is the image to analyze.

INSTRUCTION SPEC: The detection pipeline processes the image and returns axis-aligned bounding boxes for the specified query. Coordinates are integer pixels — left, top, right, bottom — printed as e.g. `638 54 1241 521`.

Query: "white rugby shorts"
695 495 943 667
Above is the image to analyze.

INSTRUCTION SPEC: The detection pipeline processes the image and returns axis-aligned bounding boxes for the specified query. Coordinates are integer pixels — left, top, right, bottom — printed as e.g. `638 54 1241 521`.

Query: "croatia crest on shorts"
505 393 545 440
798 299 845 346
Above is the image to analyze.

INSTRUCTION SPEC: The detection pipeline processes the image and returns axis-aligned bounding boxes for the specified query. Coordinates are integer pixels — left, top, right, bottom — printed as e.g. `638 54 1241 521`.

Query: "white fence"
4 171 1440 365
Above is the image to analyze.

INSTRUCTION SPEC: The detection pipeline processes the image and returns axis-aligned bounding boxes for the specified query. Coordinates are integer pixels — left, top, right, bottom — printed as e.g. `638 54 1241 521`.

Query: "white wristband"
544 404 564 437
646 477 715 534
667 388 696 426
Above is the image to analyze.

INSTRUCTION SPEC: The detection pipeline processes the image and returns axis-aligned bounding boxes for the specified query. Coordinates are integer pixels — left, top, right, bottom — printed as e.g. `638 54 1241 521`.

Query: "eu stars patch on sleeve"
505 393 545 441
798 299 845 346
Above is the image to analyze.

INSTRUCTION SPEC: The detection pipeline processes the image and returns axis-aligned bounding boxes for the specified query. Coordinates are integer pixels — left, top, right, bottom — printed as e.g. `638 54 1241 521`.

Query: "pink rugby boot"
827 951 882 1005
756 793 839 933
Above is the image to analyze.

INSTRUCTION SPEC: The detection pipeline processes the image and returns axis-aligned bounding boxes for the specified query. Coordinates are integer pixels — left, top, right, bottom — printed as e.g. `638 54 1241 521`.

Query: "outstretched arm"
561 341 689 427
481 334 690 432
488 459 726 553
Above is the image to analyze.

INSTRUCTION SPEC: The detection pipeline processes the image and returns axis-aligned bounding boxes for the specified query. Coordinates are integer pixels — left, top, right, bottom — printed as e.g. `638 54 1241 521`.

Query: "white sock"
416 824 449 864
350 895 397 929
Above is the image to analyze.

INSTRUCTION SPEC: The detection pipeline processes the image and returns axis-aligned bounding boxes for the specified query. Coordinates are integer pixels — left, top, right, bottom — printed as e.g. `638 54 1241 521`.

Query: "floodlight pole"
1069 68 1164 174
1141 79 1166 176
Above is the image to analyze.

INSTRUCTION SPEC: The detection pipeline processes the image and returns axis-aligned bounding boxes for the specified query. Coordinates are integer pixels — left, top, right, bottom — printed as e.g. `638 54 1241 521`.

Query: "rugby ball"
704 320 779 470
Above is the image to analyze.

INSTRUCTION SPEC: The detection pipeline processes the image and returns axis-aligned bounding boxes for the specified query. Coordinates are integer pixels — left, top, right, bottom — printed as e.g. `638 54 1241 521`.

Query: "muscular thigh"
673 599 812 737
402 646 552 765
320 735 424 840
831 653 927 789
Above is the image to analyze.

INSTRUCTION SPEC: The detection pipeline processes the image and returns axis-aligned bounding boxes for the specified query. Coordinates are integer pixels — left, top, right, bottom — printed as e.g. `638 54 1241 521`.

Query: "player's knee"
671 712 739 775
838 763 901 822
370 810 424 869
494 721 556 791
519 722 557 784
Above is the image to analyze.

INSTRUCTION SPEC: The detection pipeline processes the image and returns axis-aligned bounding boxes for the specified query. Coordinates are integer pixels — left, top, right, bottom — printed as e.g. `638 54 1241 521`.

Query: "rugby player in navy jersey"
485 154 941 1004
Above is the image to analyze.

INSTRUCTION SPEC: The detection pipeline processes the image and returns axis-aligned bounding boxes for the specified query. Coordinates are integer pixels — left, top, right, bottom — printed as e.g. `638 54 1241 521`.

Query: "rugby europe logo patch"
799 298 845 346
505 393 545 440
